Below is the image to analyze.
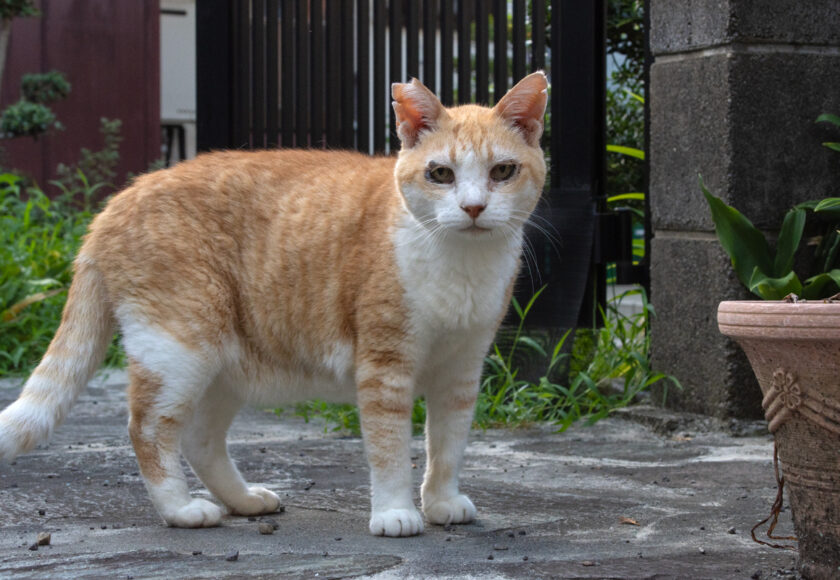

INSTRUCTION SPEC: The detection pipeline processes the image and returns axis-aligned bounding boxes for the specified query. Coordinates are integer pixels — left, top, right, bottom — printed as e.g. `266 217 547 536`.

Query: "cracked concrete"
0 371 799 578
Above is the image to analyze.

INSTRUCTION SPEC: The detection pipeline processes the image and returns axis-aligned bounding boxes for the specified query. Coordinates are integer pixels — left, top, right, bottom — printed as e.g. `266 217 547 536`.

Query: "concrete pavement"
0 371 799 579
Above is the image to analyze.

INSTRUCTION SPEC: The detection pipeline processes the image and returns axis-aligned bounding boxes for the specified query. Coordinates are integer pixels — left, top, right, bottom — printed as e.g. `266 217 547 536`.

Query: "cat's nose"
460 204 486 220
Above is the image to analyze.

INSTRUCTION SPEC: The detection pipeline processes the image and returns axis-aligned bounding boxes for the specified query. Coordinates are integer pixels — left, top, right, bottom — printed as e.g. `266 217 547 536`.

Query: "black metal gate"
196 0 612 328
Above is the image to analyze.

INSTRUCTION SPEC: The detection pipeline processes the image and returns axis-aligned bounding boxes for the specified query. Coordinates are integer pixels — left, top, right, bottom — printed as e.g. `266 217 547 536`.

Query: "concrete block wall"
649 0 840 418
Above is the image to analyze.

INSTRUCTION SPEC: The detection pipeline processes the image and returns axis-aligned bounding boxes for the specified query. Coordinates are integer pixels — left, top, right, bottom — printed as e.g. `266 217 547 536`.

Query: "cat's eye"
427 165 455 184
490 164 518 182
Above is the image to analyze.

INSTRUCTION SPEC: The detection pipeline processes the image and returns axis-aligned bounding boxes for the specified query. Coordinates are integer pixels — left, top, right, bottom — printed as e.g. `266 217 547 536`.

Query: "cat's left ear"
392 79 447 148
493 71 548 146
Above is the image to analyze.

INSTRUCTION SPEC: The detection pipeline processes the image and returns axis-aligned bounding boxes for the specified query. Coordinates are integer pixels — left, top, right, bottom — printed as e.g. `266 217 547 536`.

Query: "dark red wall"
1 0 160 191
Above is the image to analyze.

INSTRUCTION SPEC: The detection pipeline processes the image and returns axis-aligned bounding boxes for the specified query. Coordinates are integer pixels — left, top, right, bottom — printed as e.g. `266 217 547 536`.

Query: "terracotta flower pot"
718 301 840 579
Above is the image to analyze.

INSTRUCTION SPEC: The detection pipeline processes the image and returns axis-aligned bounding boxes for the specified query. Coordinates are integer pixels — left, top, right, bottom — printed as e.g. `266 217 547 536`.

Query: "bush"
0 99 58 138
21 70 71 105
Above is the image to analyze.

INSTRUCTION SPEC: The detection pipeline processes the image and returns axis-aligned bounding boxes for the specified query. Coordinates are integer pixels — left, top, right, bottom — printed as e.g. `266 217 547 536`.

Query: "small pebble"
225 550 239 562
487 554 494 560
581 560 596 567
258 522 274 535
334 537 342 541
493 545 508 551
38 509 46 516
522 556 529 561
28 543 38 551
260 517 280 529
445 537 451 542
36 532 51 546
699 547 706 555
507 532 515 538
192 551 202 556
101 525 107 530
518 530 526 536
727 527 737 534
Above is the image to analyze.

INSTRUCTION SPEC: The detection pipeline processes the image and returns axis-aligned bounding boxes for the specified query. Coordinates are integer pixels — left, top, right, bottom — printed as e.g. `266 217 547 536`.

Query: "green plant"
21 70 71 104
703 115 840 300
54 118 123 207
0 173 123 375
0 99 58 138
479 287 678 430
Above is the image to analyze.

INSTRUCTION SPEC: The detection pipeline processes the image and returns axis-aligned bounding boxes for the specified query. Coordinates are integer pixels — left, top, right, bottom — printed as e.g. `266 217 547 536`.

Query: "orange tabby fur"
0 72 548 536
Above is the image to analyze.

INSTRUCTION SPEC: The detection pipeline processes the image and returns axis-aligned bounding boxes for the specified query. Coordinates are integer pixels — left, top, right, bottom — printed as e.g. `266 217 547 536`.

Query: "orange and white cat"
0 72 547 536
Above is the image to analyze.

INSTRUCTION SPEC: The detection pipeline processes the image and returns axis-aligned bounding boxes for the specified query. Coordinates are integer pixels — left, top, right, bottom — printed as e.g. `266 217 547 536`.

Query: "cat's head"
392 72 547 241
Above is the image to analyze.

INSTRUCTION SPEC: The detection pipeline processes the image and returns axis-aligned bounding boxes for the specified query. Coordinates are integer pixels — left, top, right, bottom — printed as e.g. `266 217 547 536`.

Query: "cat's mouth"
460 224 492 234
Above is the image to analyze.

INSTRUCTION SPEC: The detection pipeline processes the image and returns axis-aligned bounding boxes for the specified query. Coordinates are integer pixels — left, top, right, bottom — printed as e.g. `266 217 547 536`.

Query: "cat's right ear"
392 79 447 148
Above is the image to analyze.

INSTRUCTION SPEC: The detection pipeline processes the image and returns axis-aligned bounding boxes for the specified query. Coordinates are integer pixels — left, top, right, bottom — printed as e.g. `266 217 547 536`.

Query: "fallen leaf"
619 517 640 526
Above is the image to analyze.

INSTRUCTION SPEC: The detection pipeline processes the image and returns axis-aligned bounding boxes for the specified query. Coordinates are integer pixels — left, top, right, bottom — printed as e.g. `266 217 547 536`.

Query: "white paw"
423 494 476 526
369 508 424 537
165 498 223 528
228 486 282 516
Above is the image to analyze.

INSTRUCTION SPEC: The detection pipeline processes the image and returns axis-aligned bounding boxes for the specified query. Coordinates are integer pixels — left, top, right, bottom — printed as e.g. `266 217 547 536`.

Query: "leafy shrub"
0 99 58 138
703 115 840 300
21 70 71 105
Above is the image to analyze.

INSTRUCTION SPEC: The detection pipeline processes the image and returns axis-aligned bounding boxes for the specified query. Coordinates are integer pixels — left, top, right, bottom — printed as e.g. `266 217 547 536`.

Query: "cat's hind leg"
127 359 223 528
181 381 281 516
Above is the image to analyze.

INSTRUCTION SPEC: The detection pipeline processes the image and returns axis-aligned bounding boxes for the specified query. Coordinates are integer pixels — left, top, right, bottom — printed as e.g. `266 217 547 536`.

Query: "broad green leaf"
606 144 645 160
801 270 840 300
798 198 840 221
607 192 645 203
816 113 840 127
701 178 773 289
814 198 840 212
823 142 840 153
748 269 802 300
773 208 805 277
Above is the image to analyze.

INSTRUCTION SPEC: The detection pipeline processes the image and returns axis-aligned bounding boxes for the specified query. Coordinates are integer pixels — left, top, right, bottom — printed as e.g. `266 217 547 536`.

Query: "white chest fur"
392 215 521 334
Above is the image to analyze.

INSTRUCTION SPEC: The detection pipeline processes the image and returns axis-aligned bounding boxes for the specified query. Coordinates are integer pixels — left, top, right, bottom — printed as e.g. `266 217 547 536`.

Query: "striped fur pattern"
0 73 548 535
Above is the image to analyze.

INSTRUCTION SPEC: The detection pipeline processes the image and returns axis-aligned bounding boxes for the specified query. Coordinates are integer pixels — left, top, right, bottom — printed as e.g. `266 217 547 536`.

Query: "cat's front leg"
421 371 481 526
356 363 423 537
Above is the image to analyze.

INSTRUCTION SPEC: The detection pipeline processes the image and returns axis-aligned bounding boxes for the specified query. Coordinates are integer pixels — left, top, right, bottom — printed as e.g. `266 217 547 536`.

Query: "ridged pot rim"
718 300 840 340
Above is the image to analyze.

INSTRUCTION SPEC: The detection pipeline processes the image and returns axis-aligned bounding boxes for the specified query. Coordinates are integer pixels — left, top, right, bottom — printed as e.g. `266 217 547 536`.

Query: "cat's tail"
0 256 114 460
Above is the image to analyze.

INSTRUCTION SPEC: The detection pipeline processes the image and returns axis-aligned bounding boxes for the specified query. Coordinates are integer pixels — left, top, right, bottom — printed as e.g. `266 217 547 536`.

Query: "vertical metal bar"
493 0 507 102
296 0 309 146
423 0 436 92
641 0 652 293
327 2 341 145
406 0 419 79
439 0 453 105
389 0 402 149
341 0 354 148
196 0 234 150
280 0 294 146
475 0 488 103
266 0 279 147
252 0 266 148
311 0 323 146
373 0 385 152
456 0 470 104
358 0 371 153
512 0 525 82
531 0 545 71
233 0 251 147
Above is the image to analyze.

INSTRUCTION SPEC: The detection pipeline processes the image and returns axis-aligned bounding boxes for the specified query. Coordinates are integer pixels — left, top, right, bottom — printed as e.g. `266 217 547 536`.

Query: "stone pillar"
649 1 840 419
